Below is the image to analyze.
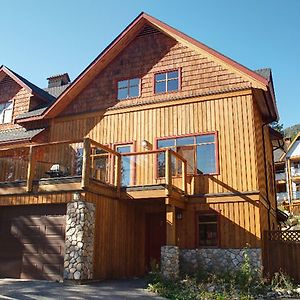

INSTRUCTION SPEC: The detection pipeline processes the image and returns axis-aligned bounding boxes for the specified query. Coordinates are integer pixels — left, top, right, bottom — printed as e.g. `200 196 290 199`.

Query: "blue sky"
0 0 299 127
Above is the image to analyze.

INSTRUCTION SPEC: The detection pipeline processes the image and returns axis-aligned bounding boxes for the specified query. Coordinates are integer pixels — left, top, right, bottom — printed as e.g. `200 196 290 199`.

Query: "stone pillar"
161 245 179 279
63 199 95 281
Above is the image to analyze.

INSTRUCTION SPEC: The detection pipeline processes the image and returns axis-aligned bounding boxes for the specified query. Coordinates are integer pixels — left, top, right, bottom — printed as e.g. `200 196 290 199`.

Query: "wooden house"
275 133 300 214
0 13 280 281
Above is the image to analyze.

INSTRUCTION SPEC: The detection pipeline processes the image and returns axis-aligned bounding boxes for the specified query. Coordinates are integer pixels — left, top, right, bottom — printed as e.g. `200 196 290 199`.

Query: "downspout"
262 123 271 231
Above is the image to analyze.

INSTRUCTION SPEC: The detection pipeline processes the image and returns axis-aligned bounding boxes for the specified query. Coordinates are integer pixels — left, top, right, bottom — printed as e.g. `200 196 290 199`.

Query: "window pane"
117 88 128 100
199 223 218 247
196 134 215 144
197 144 216 174
116 145 132 186
3 109 12 123
167 71 178 79
129 85 139 98
167 79 178 92
177 146 195 173
129 78 140 87
157 152 165 177
155 73 166 81
157 139 175 149
176 136 194 146
118 80 128 89
155 81 166 93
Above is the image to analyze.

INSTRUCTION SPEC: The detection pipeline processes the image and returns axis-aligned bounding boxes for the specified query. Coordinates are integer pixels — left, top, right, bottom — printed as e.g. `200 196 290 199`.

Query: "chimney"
284 137 291 151
47 73 70 88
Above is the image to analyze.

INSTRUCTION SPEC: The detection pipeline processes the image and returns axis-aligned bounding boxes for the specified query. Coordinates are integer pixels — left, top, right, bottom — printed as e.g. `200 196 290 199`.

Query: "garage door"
0 204 66 280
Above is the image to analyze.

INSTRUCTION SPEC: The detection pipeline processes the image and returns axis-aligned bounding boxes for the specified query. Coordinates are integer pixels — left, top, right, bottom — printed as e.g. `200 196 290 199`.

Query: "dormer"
0 65 55 130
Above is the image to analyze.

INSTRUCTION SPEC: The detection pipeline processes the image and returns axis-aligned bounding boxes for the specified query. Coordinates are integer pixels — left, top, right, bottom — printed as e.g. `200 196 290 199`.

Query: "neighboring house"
0 13 280 281
275 133 300 213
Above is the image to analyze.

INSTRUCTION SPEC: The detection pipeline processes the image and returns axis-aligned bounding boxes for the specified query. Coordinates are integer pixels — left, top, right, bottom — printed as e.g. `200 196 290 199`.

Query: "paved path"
0 278 166 300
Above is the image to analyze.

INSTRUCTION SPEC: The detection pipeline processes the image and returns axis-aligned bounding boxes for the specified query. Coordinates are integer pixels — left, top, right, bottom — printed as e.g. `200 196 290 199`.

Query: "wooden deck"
0 138 187 201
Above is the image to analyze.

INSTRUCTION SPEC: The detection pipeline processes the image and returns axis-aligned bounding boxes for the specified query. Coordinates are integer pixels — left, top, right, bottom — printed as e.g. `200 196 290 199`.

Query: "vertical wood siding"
51 93 258 196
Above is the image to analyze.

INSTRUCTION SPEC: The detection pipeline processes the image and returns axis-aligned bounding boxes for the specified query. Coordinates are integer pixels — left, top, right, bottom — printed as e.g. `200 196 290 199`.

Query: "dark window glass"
117 78 140 100
177 146 195 173
198 214 218 247
155 70 179 94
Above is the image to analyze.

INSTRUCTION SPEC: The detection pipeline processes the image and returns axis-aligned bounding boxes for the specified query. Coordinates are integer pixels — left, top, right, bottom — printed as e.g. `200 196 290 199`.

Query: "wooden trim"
165 149 172 195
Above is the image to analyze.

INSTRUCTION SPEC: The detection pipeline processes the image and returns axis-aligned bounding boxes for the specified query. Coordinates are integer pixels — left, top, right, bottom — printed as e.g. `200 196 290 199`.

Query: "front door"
145 213 166 270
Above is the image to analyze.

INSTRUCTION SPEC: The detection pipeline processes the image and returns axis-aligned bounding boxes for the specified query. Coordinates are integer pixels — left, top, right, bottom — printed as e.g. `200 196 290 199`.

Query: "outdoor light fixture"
141 139 151 150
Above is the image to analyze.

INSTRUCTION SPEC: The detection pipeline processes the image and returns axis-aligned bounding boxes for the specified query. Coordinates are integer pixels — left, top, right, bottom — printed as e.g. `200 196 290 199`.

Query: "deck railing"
121 149 187 194
0 138 187 195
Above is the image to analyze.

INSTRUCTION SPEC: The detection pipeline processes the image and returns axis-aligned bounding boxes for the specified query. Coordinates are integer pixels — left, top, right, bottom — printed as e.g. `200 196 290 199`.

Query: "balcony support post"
182 160 187 194
165 149 172 195
81 138 91 189
165 202 176 246
26 146 35 192
114 154 122 196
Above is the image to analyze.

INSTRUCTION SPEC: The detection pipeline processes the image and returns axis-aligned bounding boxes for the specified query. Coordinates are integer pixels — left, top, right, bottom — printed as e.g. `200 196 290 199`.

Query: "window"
0 100 13 124
116 144 132 186
117 78 140 100
198 213 218 247
154 70 179 94
157 133 218 176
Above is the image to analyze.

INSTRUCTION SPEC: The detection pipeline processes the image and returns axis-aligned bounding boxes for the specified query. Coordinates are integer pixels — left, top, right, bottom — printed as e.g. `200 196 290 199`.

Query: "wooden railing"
121 148 187 194
0 138 187 195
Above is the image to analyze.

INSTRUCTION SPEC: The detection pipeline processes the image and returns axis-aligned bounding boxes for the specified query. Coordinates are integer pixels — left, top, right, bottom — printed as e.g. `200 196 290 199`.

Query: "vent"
137 25 161 37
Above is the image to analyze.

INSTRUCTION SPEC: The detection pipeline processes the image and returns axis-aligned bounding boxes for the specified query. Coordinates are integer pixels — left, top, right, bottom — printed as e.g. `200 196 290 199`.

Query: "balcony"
275 172 286 181
276 192 288 203
0 138 187 200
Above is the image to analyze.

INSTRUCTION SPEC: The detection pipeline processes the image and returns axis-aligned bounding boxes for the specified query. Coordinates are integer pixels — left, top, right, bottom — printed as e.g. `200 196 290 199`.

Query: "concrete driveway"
0 278 166 300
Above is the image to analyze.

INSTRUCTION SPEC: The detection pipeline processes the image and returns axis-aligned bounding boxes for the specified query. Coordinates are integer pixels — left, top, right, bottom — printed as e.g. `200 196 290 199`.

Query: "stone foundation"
63 199 96 280
161 246 180 279
180 248 261 274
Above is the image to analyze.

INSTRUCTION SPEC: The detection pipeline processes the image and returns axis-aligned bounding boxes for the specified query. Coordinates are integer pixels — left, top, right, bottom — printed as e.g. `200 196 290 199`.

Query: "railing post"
182 160 187 194
26 146 35 192
81 138 91 189
114 154 122 196
165 149 172 194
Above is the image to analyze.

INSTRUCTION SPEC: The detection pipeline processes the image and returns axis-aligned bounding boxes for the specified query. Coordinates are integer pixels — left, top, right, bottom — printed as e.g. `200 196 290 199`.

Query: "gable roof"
0 65 55 103
16 12 278 121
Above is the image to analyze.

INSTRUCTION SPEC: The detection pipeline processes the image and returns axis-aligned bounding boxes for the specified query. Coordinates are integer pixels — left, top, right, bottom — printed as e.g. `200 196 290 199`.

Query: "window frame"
155 131 219 176
0 100 14 124
116 77 141 101
113 141 137 186
196 211 220 248
153 68 181 95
